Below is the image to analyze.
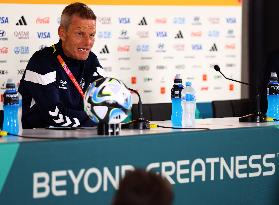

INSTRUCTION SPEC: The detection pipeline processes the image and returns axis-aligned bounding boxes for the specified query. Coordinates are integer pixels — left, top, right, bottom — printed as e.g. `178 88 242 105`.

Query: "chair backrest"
0 110 3 129
212 99 254 118
212 100 234 118
132 103 172 121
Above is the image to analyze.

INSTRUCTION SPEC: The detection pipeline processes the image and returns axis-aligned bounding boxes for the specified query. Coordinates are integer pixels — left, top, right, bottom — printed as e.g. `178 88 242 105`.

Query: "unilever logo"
136 44 149 52
173 17 186 24
97 31 112 39
37 32 51 39
208 30 220 38
118 17 131 24
0 17 8 24
14 46 29 54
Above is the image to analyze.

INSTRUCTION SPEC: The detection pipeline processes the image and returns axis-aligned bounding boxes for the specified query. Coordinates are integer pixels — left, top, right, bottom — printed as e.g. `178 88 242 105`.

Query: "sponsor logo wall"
0 3 242 107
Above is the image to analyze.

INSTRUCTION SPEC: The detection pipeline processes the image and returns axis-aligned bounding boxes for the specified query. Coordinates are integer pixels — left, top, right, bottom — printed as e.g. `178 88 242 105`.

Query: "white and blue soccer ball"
84 77 132 124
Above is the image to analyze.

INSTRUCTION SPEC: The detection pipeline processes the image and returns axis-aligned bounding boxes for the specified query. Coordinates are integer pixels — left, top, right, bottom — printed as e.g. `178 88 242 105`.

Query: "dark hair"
112 169 173 205
60 2 96 29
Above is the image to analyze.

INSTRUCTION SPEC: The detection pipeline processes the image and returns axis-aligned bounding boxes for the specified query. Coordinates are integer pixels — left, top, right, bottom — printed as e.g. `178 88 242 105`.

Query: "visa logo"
156 31 167 37
0 17 8 24
226 17 236 24
118 17 130 24
192 44 202 50
37 32 50 39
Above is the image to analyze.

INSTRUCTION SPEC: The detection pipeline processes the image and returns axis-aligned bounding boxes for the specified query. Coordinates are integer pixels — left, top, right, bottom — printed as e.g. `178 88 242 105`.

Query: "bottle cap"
5 79 16 89
185 81 192 86
174 74 182 84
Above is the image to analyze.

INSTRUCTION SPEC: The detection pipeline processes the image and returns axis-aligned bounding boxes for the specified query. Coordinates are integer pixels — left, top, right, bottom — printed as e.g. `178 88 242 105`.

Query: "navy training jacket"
19 41 104 128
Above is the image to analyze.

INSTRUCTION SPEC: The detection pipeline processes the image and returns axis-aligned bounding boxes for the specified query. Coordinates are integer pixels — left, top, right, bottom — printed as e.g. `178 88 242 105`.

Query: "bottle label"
4 93 19 105
267 84 279 95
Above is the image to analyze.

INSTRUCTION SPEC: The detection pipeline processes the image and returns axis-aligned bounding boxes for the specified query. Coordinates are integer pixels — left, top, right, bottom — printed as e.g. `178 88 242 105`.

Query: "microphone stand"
214 65 265 123
124 88 150 129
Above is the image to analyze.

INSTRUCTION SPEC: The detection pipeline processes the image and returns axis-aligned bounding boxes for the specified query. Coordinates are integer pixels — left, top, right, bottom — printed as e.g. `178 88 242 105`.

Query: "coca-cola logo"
0 47 8 54
36 17 50 24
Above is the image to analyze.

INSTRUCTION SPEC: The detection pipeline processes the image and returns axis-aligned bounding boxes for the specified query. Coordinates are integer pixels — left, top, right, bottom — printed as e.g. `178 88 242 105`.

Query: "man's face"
59 15 96 60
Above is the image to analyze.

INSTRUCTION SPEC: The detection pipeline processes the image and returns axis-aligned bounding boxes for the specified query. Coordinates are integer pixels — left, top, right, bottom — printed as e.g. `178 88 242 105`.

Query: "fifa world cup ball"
84 77 132 124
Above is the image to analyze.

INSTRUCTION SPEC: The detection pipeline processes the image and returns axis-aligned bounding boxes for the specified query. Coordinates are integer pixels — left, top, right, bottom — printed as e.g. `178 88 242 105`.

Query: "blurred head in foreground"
112 169 173 205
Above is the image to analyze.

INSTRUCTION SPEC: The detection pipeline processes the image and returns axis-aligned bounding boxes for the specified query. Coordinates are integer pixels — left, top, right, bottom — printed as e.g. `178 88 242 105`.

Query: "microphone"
213 65 265 123
123 88 150 130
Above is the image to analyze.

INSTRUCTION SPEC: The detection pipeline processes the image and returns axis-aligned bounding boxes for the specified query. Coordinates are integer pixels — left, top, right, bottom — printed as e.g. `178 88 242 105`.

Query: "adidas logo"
138 17 147 25
100 45 109 54
209 43 218 52
16 16 27 26
175 30 183 39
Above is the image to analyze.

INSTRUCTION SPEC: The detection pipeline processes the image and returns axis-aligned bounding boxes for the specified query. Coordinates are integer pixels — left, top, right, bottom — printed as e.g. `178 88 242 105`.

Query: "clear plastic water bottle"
2 79 22 136
171 74 183 127
266 72 279 119
181 82 196 127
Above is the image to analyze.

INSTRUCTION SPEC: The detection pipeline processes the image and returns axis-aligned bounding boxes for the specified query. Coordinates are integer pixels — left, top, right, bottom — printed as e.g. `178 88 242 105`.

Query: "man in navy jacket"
19 2 105 128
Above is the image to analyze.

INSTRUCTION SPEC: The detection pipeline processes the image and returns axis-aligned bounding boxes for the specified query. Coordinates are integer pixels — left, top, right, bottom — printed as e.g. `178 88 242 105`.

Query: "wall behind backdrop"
0 0 242 109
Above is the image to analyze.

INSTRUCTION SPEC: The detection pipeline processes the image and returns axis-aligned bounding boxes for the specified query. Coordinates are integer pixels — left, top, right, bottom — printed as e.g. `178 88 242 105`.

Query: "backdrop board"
0 118 279 205
0 0 242 108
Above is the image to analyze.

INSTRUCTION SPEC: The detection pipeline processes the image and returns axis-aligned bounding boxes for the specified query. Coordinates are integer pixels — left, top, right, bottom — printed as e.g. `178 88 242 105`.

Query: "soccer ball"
84 77 132 124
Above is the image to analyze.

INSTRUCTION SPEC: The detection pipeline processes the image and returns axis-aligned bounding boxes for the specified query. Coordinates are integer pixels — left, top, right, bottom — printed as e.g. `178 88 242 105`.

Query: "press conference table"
1 117 279 205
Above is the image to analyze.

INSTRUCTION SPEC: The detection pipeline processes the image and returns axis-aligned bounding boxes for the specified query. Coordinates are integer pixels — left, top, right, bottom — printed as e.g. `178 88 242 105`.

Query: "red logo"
117 45 130 52
0 47 8 54
160 87 166 94
191 31 202 37
131 76 137 84
225 44 236 50
229 84 234 91
155 18 167 24
202 74 207 81
36 17 50 24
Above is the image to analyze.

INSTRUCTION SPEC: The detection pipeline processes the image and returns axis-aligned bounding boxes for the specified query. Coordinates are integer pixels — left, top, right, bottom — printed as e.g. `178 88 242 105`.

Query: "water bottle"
171 74 183 127
2 79 22 136
181 82 196 127
266 72 279 119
